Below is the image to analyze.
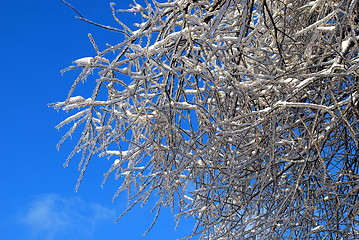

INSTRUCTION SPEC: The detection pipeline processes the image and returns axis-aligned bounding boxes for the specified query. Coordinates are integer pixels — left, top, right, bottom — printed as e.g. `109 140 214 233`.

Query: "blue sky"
0 1 195 239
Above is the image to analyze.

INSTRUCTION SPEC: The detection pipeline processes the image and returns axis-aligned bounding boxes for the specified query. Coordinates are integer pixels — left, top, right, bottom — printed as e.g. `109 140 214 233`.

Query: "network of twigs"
53 0 359 239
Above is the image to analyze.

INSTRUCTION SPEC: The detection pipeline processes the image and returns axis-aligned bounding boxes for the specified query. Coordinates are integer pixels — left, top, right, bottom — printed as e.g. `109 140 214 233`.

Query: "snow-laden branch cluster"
52 0 359 239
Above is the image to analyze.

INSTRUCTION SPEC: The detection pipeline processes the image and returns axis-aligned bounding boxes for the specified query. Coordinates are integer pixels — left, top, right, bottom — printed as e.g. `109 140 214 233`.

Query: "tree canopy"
53 0 359 238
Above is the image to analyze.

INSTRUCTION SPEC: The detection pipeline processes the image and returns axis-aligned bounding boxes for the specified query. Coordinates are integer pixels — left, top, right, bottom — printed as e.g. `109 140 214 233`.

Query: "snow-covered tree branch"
52 0 359 238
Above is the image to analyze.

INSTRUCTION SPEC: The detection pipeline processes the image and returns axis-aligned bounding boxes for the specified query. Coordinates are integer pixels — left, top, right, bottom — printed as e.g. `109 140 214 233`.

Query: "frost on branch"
52 0 359 239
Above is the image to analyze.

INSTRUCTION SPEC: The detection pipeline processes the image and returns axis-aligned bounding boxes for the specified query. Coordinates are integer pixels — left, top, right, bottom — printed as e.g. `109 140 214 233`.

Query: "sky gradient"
1 1 196 239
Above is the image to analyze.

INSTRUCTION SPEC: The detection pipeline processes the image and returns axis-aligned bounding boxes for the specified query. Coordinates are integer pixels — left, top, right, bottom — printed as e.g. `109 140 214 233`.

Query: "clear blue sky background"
1 1 196 239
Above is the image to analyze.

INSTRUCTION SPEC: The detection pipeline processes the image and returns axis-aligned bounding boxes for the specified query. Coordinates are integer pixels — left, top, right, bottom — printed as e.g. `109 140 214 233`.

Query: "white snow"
295 10 337 36
297 77 314 89
311 225 324 232
184 89 199 94
72 56 109 65
184 195 193 201
341 39 352 53
121 170 131 176
132 3 144 11
113 159 120 166
73 57 93 65
106 150 129 156
55 109 89 129
174 102 197 110
68 96 85 103
92 117 101 124
218 91 226 99
53 96 86 109
96 126 111 131
316 26 335 31
352 91 358 104
145 30 186 56
307 1 317 7
130 44 143 51
199 206 207 212
133 22 147 28
61 97 93 111
197 159 205 166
